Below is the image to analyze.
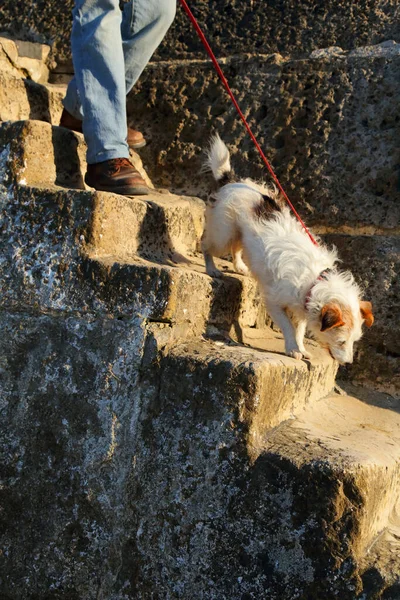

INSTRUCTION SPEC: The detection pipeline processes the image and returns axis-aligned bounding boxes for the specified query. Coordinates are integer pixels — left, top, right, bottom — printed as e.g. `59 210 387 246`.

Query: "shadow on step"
51 126 85 190
135 202 252 335
136 199 181 264
338 381 400 413
23 78 52 123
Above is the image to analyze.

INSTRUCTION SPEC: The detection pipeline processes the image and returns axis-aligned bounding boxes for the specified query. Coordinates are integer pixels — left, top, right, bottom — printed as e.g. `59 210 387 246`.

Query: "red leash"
178 0 318 247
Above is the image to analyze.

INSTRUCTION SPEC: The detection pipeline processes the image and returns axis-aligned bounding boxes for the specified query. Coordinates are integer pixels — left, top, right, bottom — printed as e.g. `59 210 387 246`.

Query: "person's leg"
121 0 176 94
62 77 83 121
62 73 146 149
68 0 129 165
63 0 176 123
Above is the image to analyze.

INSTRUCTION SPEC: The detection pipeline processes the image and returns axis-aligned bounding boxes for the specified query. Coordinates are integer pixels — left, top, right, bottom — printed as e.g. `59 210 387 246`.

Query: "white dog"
202 135 374 363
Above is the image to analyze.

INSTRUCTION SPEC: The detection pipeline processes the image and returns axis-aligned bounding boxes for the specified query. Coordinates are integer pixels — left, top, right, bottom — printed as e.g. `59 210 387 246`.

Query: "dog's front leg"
267 305 304 360
295 319 312 360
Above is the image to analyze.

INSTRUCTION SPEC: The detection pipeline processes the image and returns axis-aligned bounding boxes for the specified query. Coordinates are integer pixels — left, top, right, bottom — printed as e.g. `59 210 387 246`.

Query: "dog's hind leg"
231 239 249 276
202 234 222 278
204 250 222 278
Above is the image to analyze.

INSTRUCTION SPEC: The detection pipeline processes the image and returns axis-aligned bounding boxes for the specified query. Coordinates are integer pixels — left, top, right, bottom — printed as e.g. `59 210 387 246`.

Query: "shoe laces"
107 158 133 174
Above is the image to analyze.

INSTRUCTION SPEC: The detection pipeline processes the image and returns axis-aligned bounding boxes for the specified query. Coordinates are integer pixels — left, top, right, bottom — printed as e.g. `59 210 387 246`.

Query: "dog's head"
315 300 374 364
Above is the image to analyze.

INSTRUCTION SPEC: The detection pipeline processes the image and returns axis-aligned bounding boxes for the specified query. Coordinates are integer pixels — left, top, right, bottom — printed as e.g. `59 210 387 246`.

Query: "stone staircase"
0 40 399 600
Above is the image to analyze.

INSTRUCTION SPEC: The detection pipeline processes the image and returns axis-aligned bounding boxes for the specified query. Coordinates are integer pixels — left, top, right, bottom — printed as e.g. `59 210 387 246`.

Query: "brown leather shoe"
59 108 146 149
127 127 146 149
85 158 149 195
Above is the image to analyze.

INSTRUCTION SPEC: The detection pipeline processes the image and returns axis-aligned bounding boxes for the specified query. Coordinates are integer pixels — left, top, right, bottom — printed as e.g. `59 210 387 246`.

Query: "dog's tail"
204 134 235 186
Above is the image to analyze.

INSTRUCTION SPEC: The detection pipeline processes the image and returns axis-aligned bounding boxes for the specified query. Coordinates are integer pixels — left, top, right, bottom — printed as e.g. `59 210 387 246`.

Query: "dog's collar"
304 268 332 309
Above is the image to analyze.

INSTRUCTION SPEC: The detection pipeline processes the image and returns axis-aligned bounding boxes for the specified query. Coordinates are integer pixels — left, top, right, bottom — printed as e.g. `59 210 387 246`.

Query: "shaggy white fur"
202 135 374 363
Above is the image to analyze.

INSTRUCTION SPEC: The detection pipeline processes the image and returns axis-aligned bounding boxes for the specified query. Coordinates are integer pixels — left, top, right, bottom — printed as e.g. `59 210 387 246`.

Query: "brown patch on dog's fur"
253 194 282 220
208 171 237 201
360 301 374 327
218 170 236 187
341 306 354 330
320 303 345 331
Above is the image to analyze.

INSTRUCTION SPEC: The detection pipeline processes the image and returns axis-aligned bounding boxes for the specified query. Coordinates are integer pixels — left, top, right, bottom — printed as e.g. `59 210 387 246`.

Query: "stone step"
130 359 398 598
82 254 266 333
260 392 400 566
359 524 400 597
0 181 268 331
0 123 269 332
0 125 270 332
0 309 336 600
0 176 204 259
156 332 337 431
0 118 153 190
0 72 64 124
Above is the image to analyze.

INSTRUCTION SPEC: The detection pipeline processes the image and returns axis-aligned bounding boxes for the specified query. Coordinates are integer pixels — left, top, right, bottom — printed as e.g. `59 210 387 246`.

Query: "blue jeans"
63 0 176 164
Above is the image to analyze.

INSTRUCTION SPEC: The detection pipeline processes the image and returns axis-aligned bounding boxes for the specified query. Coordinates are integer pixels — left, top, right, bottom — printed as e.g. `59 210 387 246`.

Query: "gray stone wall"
1 0 400 64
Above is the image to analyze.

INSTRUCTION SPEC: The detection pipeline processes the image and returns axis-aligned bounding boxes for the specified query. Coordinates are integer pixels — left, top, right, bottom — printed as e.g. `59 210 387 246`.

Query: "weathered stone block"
0 182 263 332
262 393 400 561
84 255 264 333
157 335 337 434
87 190 204 260
114 364 399 599
0 119 86 189
0 37 20 77
0 36 50 83
0 310 147 599
0 72 64 124
0 118 152 190
1 0 400 64
127 47 400 231
4 311 394 599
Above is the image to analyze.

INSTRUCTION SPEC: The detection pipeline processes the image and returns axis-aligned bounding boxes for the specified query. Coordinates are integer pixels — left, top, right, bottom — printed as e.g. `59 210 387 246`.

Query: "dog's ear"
360 301 374 327
320 304 345 332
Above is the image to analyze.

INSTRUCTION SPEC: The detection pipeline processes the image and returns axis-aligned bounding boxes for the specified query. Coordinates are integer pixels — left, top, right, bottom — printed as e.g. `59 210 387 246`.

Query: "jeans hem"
87 147 130 165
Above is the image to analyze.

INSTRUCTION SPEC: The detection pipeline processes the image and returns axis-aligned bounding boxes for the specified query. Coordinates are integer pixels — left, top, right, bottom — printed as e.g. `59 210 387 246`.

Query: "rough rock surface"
1 0 400 64
0 311 147 599
0 36 50 83
127 45 400 232
0 306 392 600
119 376 400 599
1 33 400 600
0 71 64 124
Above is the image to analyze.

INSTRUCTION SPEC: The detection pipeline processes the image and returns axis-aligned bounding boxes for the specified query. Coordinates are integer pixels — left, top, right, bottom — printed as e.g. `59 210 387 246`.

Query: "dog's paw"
234 264 249 276
299 349 313 360
286 349 303 360
207 267 223 278
233 257 249 276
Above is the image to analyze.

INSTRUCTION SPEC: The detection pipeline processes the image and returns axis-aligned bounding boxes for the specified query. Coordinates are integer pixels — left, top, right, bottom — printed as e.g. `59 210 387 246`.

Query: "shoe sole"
129 140 147 149
85 178 150 196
